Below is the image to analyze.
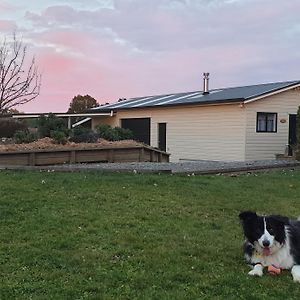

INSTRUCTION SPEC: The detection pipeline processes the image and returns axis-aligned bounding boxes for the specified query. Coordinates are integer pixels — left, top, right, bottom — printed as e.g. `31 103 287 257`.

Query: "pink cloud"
38 51 76 74
0 20 16 32
19 33 136 112
0 1 14 13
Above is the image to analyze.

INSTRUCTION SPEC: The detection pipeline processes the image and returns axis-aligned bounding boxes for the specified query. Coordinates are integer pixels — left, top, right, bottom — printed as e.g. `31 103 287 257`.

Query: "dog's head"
239 211 289 256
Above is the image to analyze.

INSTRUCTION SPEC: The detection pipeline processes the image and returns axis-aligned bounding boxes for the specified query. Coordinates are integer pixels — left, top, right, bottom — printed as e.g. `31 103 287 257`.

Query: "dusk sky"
0 0 299 112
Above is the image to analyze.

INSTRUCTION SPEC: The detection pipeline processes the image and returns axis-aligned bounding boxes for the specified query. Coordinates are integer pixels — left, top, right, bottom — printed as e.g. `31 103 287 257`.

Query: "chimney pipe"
203 72 210 95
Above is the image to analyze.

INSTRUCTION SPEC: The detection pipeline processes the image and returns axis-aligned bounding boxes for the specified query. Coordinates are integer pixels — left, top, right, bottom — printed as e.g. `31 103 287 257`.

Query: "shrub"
37 113 68 138
68 126 97 143
113 126 134 140
95 124 117 141
14 130 37 144
95 124 134 141
72 126 92 137
0 118 28 138
69 132 98 143
50 131 68 145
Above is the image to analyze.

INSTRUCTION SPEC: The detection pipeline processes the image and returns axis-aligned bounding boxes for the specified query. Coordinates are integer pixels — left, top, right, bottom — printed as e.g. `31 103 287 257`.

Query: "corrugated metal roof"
92 80 300 111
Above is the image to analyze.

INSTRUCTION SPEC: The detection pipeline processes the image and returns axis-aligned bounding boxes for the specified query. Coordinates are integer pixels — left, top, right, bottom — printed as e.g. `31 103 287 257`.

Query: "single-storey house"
90 75 300 162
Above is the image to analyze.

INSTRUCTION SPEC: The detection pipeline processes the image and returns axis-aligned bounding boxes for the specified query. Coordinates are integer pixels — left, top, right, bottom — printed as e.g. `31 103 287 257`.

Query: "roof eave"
244 81 300 104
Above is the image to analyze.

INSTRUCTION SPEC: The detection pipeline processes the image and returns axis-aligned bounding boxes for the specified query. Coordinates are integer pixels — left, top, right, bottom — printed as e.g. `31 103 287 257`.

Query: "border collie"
239 211 300 281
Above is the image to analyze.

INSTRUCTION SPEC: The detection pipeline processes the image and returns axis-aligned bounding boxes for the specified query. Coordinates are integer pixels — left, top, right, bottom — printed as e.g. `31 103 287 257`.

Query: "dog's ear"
270 215 290 226
239 211 257 221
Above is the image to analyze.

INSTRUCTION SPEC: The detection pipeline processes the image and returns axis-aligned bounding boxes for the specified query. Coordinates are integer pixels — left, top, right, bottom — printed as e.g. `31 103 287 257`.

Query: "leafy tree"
67 95 99 113
0 33 41 113
37 113 68 138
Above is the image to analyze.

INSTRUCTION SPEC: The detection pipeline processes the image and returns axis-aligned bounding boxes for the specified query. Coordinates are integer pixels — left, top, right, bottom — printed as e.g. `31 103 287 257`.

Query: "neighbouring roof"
91 80 300 112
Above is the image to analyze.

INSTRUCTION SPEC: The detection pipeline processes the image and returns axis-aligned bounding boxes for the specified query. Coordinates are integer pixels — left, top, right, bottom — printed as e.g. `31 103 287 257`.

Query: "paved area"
1 160 300 175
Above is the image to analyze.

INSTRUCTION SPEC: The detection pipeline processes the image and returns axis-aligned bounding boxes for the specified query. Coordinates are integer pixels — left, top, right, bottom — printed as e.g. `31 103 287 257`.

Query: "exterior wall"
92 116 116 128
245 89 300 160
92 104 247 162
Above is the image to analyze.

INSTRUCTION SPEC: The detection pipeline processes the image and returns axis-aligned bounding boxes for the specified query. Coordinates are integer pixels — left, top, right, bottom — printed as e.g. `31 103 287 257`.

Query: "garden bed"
0 137 141 152
0 138 169 165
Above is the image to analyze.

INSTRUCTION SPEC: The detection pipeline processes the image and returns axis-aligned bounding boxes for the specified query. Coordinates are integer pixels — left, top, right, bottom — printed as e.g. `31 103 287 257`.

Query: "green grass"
1 169 300 299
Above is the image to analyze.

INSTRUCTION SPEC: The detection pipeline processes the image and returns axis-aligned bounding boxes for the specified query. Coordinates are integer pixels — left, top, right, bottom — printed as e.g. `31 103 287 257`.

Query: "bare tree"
0 34 41 113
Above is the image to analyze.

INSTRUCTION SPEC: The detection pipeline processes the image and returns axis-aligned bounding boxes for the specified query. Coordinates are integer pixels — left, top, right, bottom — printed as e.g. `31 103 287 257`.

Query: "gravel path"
2 159 300 175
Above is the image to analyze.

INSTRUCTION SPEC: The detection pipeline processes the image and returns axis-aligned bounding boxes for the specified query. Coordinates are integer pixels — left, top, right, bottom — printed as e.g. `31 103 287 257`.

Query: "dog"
239 211 300 281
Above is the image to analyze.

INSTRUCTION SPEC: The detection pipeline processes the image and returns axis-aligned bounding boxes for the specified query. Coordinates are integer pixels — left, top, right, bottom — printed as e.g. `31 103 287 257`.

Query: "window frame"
256 112 278 133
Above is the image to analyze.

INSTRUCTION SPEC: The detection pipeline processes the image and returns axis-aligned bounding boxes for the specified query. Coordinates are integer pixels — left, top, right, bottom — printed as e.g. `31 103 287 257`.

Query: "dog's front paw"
248 269 263 276
293 276 300 283
248 264 263 277
292 266 300 282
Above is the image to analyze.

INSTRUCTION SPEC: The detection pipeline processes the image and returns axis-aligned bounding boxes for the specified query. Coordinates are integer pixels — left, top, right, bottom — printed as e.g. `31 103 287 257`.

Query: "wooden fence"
0 145 169 166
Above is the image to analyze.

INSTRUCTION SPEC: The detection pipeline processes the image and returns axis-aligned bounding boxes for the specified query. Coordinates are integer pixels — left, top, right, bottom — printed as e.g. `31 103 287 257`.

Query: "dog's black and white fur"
239 211 300 281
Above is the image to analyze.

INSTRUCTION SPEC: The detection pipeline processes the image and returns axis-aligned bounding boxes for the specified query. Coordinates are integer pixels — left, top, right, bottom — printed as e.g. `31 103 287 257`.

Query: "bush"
68 126 97 143
72 126 92 137
114 126 134 140
0 118 28 138
95 124 117 141
50 131 68 145
69 132 98 143
14 130 37 144
95 124 134 141
37 113 68 138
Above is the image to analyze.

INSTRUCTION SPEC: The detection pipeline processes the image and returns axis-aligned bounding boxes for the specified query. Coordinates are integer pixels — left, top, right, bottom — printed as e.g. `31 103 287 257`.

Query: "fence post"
70 150 76 164
108 149 114 162
158 152 162 162
139 148 145 162
29 152 36 166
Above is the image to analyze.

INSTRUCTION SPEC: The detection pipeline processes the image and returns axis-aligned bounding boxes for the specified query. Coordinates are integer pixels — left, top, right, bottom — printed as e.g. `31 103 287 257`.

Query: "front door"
158 123 167 152
289 114 297 155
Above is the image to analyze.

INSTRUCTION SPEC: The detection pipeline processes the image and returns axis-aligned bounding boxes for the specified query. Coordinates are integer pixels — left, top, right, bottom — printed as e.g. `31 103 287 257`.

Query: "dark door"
289 114 297 155
121 118 150 145
158 123 167 152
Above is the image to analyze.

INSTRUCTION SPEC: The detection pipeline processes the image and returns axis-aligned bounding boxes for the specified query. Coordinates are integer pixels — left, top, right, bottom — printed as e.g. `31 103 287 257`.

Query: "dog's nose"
263 240 270 247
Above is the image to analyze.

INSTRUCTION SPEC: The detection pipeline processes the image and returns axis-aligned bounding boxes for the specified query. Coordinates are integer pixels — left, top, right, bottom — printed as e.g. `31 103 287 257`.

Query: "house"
90 75 300 162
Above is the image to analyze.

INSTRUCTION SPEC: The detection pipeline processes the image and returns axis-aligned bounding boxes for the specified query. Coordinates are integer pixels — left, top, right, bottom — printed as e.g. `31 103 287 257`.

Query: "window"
256 112 277 133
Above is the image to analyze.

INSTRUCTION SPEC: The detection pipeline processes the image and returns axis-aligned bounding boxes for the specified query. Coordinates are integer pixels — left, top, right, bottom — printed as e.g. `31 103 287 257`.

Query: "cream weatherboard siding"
92 103 247 162
92 115 116 128
244 89 300 160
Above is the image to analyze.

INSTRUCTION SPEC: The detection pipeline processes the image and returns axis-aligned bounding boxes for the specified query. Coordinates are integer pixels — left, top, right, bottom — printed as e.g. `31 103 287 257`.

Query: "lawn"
1 169 300 299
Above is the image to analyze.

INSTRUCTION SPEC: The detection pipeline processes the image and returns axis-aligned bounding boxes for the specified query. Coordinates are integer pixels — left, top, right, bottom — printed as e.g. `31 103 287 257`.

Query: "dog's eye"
268 228 274 234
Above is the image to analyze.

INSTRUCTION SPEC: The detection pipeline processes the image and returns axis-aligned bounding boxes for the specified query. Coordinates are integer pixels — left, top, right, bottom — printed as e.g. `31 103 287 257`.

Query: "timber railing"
0 145 169 166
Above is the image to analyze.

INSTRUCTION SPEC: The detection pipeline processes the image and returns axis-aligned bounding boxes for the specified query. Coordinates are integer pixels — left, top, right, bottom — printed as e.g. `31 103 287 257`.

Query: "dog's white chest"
250 244 294 269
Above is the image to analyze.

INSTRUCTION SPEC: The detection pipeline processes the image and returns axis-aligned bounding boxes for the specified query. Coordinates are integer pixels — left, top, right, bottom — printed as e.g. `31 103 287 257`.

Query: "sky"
0 0 299 113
